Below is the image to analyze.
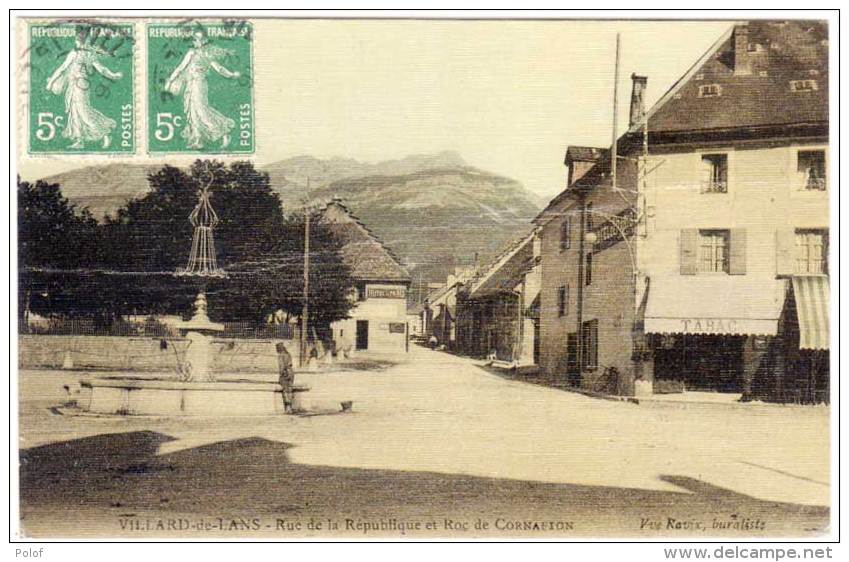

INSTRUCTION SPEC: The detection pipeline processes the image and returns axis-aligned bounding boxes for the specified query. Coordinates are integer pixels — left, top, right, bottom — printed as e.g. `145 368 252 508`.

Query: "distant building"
406 304 424 337
454 230 541 365
422 265 477 347
320 200 411 353
536 21 829 402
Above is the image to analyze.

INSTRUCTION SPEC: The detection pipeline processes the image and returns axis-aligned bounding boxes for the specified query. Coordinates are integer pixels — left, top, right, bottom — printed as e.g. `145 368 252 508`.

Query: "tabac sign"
680 318 741 334
644 317 779 337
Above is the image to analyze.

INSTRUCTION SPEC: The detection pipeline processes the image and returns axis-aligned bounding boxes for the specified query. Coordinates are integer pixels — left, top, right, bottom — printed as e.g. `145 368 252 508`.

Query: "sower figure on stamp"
276 342 295 414
46 32 123 149
164 31 240 150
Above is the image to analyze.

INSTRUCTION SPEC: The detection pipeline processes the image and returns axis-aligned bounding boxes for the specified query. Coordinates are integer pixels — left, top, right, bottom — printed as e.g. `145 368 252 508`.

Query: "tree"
18 161 357 337
99 160 356 331
17 178 99 319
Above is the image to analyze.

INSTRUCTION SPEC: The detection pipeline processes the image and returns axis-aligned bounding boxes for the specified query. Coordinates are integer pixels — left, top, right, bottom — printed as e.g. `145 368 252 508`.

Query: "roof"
466 230 537 299
537 20 829 224
564 146 608 165
533 155 613 224
644 20 828 135
319 200 411 283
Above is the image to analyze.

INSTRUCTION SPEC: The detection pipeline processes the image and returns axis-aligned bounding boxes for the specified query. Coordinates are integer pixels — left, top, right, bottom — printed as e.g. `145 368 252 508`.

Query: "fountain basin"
80 378 309 416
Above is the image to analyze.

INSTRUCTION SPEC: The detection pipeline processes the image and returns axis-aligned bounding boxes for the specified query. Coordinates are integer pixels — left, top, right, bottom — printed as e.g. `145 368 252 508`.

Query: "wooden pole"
301 178 311 367
611 33 621 191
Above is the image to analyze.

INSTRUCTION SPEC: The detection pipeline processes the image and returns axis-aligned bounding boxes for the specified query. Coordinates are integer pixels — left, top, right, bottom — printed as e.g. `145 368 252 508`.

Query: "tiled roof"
467 230 537 298
319 200 411 283
564 146 608 165
645 20 828 134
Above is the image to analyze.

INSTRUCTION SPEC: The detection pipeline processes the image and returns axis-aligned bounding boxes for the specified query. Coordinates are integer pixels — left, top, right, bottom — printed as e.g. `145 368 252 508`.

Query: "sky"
17 19 732 198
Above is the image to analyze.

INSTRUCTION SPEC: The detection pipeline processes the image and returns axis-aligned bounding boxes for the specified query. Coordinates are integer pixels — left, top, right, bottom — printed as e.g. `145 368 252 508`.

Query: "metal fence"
19 317 177 337
219 322 295 340
19 317 295 340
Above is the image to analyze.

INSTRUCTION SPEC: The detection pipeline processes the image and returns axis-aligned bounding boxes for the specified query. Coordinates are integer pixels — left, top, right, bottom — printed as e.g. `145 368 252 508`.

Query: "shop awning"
792 275 830 350
643 277 785 336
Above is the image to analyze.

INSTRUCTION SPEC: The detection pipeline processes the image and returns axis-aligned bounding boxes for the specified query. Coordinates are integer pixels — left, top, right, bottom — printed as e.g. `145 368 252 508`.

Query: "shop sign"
366 287 406 299
679 318 740 334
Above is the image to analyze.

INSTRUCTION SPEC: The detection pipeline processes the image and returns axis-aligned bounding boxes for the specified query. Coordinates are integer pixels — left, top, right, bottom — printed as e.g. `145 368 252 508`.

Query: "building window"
698 230 730 273
560 216 571 250
698 84 722 98
557 285 569 317
701 154 728 193
798 150 826 191
796 229 828 274
790 79 818 92
585 252 593 285
581 319 598 370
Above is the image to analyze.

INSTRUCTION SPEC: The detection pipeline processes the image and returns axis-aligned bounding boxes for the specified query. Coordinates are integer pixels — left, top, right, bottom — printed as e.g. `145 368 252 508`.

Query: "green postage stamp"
28 22 135 154
147 21 254 154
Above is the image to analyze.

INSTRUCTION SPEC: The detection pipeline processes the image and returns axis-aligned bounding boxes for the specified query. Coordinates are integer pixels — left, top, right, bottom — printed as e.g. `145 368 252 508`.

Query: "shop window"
559 216 571 250
795 229 828 274
581 319 598 370
798 150 826 191
700 154 728 193
698 230 730 273
557 285 569 317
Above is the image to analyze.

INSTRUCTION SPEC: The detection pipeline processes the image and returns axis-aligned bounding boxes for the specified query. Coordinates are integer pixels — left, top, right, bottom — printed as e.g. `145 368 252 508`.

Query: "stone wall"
18 335 299 373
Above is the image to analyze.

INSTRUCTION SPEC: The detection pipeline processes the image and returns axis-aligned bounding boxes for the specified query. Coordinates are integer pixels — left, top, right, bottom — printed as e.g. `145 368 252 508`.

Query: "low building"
406 304 424 338
454 230 541 365
320 200 411 353
422 266 477 347
536 20 829 402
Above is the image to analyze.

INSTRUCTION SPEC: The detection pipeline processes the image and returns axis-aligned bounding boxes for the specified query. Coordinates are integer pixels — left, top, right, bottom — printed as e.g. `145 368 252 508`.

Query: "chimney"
629 74 648 129
733 24 751 76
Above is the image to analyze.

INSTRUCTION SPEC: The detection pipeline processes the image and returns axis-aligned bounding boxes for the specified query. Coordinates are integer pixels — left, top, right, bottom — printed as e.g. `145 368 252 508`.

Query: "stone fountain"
80 174 306 416
175 292 223 383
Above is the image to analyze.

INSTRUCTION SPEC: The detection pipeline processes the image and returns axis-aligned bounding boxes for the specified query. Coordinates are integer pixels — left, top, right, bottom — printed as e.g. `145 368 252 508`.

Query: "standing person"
275 342 295 414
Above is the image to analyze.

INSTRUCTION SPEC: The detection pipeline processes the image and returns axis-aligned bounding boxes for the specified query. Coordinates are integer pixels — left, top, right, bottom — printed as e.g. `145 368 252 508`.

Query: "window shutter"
729 229 746 275
700 157 712 191
679 229 698 275
775 228 796 277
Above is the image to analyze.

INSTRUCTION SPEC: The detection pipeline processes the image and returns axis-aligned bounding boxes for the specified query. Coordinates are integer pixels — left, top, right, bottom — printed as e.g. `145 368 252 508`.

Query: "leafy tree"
18 161 357 337
100 160 356 331
17 178 99 319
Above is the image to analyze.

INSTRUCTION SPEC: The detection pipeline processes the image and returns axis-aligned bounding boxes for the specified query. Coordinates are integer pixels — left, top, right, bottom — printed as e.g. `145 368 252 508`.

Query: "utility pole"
300 178 311 367
611 32 621 191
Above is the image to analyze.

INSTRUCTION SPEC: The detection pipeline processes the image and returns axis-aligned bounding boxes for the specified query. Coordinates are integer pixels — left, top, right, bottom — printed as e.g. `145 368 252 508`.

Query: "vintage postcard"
12 12 835 543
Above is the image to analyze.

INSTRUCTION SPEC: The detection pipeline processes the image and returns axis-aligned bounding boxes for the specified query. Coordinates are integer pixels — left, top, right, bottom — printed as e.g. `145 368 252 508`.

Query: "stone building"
536 20 829 401
320 200 411 353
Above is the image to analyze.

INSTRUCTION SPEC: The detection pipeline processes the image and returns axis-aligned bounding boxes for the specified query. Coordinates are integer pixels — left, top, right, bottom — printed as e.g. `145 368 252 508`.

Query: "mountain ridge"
35 153 543 285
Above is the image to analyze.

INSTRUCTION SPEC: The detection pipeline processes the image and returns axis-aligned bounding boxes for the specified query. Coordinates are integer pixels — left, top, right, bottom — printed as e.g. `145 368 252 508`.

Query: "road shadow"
19 431 829 537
